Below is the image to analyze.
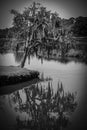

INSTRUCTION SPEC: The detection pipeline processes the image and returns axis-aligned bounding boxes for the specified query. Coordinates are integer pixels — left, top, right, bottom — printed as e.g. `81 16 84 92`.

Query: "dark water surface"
0 53 87 130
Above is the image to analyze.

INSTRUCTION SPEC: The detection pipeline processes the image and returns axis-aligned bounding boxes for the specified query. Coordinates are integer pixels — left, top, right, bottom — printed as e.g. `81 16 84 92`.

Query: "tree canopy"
10 2 61 41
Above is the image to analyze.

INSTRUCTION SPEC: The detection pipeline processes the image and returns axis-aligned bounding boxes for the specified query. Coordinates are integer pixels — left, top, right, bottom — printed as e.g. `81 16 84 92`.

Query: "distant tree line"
0 28 9 38
72 16 87 37
0 16 87 39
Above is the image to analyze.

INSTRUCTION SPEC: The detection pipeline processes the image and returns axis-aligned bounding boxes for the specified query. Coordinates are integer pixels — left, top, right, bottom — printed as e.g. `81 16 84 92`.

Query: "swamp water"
0 52 87 130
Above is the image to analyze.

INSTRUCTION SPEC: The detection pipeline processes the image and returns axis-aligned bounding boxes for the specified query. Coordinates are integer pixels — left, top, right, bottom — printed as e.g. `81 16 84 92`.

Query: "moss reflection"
9 81 77 130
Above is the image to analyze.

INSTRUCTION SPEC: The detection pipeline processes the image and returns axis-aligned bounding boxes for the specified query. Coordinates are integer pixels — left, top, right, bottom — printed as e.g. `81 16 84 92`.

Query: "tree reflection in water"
9 81 77 130
13 51 24 63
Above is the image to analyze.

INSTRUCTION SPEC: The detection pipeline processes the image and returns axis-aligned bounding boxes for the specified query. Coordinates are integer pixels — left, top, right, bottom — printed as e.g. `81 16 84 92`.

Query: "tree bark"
20 40 40 68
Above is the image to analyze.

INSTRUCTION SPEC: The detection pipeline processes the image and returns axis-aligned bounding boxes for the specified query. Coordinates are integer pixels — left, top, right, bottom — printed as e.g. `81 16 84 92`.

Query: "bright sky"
0 0 87 29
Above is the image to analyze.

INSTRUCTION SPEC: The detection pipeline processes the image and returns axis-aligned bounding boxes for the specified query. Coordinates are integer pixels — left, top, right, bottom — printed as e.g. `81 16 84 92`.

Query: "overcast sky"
0 0 87 29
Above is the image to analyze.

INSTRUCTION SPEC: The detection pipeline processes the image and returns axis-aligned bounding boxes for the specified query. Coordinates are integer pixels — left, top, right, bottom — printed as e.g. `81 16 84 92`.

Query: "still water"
0 53 87 130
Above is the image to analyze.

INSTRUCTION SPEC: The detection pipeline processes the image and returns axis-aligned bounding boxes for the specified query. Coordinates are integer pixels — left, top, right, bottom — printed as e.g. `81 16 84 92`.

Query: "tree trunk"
20 38 40 68
20 23 42 68
20 31 33 68
20 46 29 68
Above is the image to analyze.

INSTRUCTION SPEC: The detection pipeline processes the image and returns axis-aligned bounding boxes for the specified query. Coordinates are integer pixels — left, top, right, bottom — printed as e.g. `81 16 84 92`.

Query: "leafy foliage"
72 16 87 36
10 2 61 41
0 28 9 38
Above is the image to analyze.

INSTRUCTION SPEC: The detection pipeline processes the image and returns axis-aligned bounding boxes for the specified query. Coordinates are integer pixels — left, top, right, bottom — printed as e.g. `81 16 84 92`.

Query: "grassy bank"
0 66 39 87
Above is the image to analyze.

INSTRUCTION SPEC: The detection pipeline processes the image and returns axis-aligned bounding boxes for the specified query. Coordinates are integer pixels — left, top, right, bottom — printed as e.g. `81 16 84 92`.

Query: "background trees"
72 16 87 36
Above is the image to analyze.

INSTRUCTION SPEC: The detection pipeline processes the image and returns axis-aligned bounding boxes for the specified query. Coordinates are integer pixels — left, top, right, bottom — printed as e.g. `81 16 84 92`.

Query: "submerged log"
0 66 39 87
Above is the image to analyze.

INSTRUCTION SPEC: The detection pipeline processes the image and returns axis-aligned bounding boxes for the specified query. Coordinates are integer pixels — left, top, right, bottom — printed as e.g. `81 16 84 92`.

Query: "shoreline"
0 78 40 95
0 66 39 87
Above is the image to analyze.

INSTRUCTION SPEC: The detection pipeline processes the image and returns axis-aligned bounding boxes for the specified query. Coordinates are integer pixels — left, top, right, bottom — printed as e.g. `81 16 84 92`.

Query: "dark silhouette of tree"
11 2 71 68
9 1 80 68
